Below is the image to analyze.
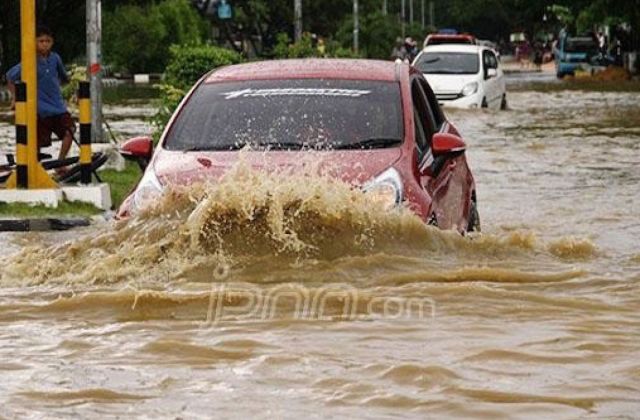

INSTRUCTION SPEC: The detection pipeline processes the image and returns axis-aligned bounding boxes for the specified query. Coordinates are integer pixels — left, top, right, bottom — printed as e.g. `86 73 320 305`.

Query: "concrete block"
0 189 62 207
0 218 90 232
62 183 112 210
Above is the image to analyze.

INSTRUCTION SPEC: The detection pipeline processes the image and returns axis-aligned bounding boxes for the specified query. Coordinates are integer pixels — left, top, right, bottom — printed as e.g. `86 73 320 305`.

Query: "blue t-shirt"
6 52 69 118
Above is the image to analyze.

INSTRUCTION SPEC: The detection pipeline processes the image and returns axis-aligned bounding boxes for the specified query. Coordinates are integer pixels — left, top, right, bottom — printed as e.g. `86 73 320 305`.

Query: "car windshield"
164 79 403 151
566 38 597 53
414 52 479 74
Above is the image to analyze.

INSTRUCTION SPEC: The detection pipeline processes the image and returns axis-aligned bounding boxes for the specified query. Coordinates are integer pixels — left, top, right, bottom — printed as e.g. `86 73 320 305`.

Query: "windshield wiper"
181 144 246 152
333 138 402 150
256 141 305 150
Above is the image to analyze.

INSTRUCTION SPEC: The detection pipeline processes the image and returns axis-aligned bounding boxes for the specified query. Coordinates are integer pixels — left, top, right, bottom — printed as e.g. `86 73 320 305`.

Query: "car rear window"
414 52 479 74
566 38 597 53
426 38 474 46
164 79 403 151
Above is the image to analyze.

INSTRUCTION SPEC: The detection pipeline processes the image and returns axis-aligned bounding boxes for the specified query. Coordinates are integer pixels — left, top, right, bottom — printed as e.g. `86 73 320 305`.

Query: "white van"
413 44 507 110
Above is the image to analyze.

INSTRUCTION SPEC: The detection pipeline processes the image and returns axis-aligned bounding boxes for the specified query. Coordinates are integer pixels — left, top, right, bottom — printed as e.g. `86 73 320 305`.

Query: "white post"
401 0 405 38
353 0 359 53
294 0 302 42
87 0 103 142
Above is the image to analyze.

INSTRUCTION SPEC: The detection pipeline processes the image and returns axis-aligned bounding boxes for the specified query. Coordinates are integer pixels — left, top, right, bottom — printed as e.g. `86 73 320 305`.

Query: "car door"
482 49 499 107
491 50 506 101
412 77 471 230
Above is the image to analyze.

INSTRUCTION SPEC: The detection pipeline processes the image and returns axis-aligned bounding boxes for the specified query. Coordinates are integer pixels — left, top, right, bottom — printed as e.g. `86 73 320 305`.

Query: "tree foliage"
103 0 208 74
164 44 243 89
1 0 639 80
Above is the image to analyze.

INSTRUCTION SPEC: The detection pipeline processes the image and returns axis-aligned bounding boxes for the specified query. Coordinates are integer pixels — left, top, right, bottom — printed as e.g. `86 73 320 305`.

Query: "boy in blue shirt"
6 25 75 168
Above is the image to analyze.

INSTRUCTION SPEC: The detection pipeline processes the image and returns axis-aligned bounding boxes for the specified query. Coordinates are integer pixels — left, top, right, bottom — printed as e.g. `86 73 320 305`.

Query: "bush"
152 44 243 141
164 44 243 90
273 33 317 58
61 64 87 102
273 33 361 59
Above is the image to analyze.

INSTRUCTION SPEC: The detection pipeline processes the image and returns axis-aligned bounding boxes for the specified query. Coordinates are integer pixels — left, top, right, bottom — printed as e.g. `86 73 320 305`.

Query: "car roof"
420 44 484 54
205 59 402 83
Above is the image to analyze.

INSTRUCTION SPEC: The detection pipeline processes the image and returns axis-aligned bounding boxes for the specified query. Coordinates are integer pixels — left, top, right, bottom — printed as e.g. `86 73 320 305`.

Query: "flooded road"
1 79 639 418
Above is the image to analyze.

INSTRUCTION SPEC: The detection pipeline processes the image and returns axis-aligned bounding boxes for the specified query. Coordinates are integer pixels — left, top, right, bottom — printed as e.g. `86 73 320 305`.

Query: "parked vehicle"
118 59 480 233
554 34 599 78
413 44 507 110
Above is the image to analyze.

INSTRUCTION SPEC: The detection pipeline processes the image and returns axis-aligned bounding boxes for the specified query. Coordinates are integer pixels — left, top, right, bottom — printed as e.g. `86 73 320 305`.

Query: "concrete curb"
0 218 90 231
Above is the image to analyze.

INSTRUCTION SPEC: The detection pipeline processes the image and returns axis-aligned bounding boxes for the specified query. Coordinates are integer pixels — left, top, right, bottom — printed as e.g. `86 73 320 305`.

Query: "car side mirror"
486 68 497 79
120 136 153 171
432 133 466 156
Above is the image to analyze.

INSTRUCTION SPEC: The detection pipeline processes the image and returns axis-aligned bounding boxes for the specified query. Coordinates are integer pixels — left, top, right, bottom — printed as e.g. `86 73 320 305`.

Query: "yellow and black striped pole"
14 82 28 188
7 0 57 189
78 81 92 184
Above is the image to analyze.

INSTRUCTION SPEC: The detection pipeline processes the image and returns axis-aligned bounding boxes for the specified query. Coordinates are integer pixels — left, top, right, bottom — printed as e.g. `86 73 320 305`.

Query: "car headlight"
362 167 403 210
461 82 479 97
132 167 163 212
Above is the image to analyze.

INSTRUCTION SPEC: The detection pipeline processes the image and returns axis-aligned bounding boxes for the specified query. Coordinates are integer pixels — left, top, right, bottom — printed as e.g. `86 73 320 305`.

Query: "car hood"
152 148 404 187
423 73 479 93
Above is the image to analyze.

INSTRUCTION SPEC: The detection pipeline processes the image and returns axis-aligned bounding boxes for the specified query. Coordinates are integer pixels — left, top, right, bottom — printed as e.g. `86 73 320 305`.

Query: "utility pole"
294 0 302 42
353 0 359 53
429 1 434 28
382 0 387 16
87 0 103 143
409 0 413 24
401 0 406 38
421 0 425 28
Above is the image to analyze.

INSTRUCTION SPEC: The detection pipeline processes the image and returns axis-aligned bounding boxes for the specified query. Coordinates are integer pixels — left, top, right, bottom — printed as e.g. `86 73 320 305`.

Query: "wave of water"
1 88 639 418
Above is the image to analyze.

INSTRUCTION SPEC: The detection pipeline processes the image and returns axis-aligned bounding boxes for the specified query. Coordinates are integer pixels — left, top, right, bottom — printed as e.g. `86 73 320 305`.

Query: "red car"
118 59 480 233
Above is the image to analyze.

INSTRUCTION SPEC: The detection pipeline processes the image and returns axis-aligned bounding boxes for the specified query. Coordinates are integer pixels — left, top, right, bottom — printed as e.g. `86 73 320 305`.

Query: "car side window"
488 51 498 69
411 78 433 159
418 77 445 130
413 109 428 160
483 50 498 70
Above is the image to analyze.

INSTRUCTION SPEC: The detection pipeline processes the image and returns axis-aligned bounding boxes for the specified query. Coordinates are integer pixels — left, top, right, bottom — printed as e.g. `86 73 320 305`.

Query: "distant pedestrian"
390 37 408 61
533 43 543 71
612 38 623 66
6 25 74 172
316 37 326 58
519 41 531 69
597 31 607 54
404 37 418 62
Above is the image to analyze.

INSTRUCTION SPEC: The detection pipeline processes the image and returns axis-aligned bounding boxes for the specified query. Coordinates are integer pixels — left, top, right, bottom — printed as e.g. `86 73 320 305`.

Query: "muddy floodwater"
1 78 639 418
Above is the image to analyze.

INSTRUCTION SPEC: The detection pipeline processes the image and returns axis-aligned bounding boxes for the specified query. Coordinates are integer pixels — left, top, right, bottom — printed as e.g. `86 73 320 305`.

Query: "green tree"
103 0 209 74
335 11 398 59
103 5 168 73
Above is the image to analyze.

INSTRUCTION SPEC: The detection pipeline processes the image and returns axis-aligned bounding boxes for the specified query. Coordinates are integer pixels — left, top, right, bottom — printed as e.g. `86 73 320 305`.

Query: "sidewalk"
501 58 555 74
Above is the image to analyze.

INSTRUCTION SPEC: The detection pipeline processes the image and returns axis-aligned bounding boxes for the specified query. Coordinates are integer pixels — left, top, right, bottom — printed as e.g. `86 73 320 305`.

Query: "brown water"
1 86 639 418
